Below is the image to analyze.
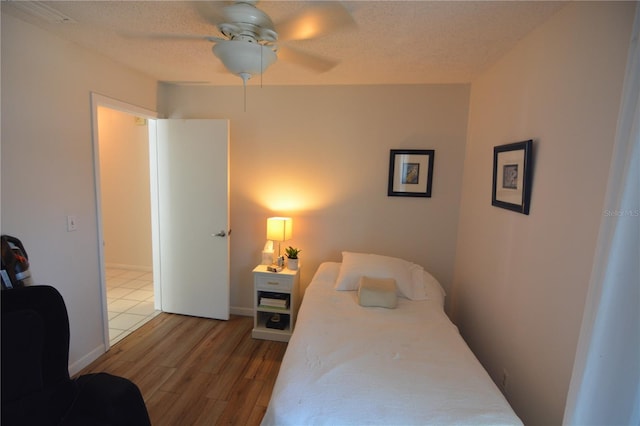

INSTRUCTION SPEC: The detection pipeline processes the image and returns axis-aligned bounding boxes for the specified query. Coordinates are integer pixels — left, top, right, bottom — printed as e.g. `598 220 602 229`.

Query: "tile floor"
106 267 160 346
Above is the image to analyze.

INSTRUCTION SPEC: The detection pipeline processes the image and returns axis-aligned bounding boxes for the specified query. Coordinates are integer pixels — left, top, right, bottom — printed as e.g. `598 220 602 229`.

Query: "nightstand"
252 265 300 342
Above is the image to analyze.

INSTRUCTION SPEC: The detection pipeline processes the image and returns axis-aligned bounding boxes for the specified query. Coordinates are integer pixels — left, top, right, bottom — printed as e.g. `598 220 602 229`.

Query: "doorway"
91 94 159 348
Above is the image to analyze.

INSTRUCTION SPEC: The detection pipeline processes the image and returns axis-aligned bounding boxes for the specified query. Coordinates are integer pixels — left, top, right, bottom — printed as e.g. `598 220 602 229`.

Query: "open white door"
152 119 230 320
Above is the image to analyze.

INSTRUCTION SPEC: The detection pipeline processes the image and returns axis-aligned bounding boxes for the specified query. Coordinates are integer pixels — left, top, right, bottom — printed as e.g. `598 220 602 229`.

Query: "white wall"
452 2 636 425
159 83 470 313
98 106 152 270
1 13 157 371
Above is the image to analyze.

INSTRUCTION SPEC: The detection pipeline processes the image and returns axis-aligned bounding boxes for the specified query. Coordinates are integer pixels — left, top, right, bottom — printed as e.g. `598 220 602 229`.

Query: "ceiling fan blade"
278 45 338 73
276 1 356 41
193 1 228 27
121 31 224 43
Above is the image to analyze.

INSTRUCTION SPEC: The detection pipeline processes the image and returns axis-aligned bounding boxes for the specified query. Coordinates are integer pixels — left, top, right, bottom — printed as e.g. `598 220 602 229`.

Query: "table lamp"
267 217 292 262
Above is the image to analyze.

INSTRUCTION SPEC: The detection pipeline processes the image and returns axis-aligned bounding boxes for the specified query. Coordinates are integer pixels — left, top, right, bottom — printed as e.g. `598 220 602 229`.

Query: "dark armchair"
1 285 151 426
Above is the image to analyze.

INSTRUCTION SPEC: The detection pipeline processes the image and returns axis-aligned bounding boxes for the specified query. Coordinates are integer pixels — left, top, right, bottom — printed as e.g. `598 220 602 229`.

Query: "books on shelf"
260 297 288 308
259 292 289 309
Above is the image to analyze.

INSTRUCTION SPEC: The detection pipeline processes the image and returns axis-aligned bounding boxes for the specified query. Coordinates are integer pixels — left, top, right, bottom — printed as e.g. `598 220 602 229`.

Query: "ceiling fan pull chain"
239 72 250 113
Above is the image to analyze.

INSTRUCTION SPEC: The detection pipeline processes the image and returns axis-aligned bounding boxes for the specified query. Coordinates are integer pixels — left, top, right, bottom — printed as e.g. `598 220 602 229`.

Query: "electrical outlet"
67 215 77 232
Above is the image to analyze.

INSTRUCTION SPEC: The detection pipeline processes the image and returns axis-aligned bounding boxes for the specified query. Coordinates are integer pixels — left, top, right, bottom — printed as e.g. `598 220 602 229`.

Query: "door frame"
90 93 158 350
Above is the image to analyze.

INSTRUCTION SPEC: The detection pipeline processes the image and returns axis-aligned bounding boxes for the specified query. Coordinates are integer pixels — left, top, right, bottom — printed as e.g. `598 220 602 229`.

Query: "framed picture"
388 149 434 197
492 140 533 214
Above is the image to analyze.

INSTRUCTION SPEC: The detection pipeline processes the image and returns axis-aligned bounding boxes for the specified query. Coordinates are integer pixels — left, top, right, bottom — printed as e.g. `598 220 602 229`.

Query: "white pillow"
422 269 446 307
335 252 427 300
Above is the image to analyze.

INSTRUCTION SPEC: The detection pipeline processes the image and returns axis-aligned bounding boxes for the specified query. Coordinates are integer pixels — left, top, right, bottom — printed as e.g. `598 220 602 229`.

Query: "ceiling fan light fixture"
213 40 277 81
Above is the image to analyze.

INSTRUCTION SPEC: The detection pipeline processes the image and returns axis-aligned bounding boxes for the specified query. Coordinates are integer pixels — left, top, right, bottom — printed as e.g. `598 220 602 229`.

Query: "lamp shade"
267 217 292 242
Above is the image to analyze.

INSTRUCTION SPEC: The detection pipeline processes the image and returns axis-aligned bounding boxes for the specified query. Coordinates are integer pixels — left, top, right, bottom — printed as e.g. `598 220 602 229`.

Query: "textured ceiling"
2 1 566 86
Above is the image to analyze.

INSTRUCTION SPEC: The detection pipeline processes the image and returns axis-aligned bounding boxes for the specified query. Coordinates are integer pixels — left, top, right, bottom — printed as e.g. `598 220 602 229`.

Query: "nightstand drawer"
256 275 293 291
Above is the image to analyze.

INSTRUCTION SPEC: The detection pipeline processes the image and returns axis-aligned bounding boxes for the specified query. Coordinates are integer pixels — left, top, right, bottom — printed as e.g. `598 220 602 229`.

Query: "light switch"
67 215 77 232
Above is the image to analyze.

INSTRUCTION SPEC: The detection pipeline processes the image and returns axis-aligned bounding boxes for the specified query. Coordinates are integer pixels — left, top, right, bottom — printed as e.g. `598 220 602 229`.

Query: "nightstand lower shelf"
252 327 291 342
253 311 292 341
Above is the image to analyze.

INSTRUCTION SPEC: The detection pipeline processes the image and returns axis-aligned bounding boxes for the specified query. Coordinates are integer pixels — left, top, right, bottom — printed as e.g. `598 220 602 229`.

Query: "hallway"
106 267 160 345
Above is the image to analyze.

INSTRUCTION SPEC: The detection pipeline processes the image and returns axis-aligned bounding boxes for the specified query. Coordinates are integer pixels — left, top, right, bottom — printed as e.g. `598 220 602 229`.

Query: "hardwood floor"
78 313 288 426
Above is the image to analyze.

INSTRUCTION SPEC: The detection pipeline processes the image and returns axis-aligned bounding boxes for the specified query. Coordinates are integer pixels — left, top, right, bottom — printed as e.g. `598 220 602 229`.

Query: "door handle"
212 229 231 237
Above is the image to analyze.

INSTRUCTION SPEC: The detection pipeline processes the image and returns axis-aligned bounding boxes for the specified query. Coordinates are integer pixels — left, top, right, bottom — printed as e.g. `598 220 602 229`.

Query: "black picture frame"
388 149 434 197
492 140 533 214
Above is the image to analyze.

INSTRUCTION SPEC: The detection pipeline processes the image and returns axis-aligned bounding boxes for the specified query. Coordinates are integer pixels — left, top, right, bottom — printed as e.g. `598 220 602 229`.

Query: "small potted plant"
285 246 301 270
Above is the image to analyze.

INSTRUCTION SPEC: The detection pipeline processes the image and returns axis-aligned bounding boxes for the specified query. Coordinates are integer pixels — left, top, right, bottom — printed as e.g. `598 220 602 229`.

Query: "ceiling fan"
159 0 356 86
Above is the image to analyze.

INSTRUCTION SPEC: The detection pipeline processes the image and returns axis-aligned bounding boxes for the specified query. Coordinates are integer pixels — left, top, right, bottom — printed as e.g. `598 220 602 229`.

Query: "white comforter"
262 262 522 426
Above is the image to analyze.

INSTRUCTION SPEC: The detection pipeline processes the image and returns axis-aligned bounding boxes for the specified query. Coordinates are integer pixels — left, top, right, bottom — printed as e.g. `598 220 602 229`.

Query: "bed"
262 254 522 425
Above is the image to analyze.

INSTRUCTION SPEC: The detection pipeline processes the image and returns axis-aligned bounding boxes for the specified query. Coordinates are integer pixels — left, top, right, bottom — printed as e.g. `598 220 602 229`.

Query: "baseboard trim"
230 306 253 317
69 343 106 376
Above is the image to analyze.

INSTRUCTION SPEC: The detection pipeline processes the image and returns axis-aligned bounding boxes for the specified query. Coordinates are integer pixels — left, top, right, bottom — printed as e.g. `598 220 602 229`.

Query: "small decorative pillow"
358 276 397 309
